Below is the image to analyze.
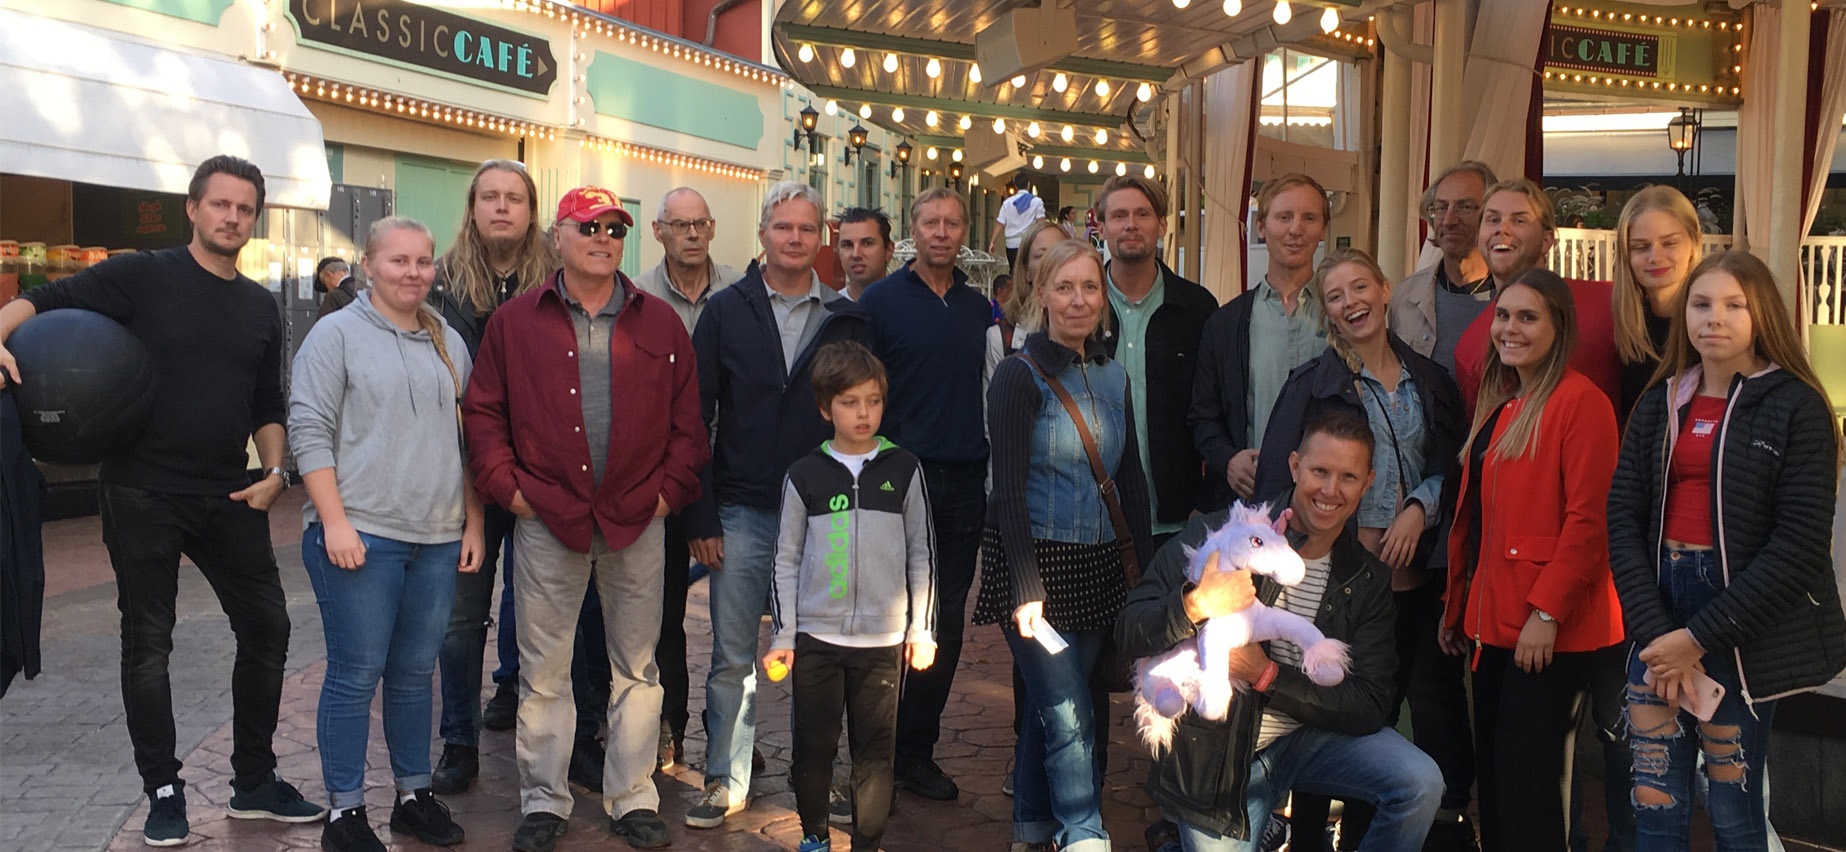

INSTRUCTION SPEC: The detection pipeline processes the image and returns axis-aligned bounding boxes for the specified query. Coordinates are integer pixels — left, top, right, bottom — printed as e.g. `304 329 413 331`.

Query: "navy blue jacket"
859 262 991 465
685 262 871 539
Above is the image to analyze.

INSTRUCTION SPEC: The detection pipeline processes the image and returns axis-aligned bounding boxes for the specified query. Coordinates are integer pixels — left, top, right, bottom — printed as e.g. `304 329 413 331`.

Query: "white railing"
1549 229 1846 327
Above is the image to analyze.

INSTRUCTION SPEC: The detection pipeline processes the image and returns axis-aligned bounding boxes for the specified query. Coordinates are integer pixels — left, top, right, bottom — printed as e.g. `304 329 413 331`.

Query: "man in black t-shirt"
0 156 325 847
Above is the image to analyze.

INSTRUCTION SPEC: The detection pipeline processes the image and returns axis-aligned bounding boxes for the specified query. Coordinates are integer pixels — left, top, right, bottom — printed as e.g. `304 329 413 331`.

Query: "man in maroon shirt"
463 187 707 852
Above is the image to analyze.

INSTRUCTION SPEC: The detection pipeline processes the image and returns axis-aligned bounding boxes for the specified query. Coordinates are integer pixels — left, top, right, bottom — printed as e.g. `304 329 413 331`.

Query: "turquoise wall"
585 52 764 149
394 156 478 255
96 0 232 25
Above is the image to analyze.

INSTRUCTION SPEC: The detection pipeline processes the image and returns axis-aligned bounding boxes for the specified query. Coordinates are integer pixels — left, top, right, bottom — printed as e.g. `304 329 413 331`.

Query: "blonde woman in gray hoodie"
289 217 484 852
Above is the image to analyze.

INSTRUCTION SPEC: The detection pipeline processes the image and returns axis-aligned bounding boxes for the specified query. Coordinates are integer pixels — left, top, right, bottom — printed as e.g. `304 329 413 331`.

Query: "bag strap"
1019 352 1141 586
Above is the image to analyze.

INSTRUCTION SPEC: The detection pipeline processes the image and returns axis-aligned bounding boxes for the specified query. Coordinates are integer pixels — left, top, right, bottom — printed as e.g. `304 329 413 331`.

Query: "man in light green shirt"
1108 268 1167 531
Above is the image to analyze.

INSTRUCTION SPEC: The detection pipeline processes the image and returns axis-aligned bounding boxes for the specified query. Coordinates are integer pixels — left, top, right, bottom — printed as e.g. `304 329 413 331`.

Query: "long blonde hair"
439 160 556 316
1004 219 1065 329
1612 185 1702 365
1311 248 1392 373
367 218 462 415
1031 239 1111 339
1463 268 1578 461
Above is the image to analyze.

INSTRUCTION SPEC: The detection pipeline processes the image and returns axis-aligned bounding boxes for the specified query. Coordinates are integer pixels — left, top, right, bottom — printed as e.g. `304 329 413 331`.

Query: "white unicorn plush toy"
1132 502 1351 754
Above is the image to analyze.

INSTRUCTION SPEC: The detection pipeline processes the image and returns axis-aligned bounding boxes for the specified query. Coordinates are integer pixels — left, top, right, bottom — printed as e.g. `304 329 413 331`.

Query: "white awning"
0 8 331 210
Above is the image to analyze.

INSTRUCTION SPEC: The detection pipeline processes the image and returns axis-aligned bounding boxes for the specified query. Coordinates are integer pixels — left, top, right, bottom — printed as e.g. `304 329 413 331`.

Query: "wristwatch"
265 467 290 488
1534 609 1556 623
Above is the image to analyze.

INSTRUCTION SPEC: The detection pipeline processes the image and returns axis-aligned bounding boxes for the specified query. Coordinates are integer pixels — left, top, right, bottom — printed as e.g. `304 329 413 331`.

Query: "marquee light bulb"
891 107 905 122
1095 79 1111 97
840 48 856 68
993 117 1006 133
1059 158 1072 172
1094 128 1108 144
970 64 982 83
1320 6 1338 32
959 115 972 130
883 52 898 73
1027 121 1041 137
1172 0 1190 8
859 103 872 118
824 99 838 115
1052 72 1069 92
1115 162 1128 176
1088 160 1099 174
1144 164 1156 178
926 58 942 78
1032 154 1044 169
797 44 814 62
1222 0 1241 15
1137 82 1154 102
1012 74 1027 87
925 110 939 127
926 146 938 160
1061 124 1075 142
1272 1 1291 24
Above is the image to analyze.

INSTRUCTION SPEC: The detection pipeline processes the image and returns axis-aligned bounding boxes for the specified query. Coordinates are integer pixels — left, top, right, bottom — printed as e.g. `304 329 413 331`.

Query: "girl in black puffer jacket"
1608 251 1845 852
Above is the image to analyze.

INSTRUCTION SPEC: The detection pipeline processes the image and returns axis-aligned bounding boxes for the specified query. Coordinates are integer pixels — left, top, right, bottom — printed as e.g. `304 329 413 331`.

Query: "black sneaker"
684 780 747 828
228 773 327 822
322 806 384 852
827 782 853 826
431 743 478 795
389 789 465 846
609 808 671 849
482 680 518 732
1423 814 1481 852
143 782 189 847
569 738 605 793
511 812 569 852
893 758 958 801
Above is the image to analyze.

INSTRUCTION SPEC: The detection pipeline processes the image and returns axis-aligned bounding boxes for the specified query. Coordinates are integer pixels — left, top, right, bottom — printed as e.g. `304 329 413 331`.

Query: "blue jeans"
1176 727 1442 852
702 503 779 799
303 527 460 808
437 505 515 747
493 551 518 683
1006 627 1109 852
1627 548 1778 852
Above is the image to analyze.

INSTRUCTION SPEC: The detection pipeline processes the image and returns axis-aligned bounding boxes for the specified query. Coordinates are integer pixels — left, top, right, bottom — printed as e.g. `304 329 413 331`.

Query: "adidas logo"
879 481 895 492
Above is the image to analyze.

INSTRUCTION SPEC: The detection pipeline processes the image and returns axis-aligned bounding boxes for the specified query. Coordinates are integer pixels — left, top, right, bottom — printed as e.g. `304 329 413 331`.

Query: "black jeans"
1473 642 1625 852
791 634 901 851
99 481 290 794
1393 580 1476 810
656 511 691 740
1570 642 1636 852
436 504 516 747
895 459 985 764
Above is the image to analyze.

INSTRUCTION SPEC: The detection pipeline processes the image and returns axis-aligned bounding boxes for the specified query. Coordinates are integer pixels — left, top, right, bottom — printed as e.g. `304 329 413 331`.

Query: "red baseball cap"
555 186 635 227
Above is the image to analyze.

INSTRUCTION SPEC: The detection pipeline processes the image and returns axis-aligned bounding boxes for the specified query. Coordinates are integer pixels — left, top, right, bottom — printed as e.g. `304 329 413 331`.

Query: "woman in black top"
1612 186 1702 420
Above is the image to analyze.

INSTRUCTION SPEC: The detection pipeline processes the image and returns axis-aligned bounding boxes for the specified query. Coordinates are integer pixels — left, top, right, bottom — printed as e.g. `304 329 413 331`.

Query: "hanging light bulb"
1061 125 1075 142
859 103 872 118
840 48 856 68
824 99 838 115
1095 79 1111 97
891 107 905 122
1052 72 1069 92
952 149 963 162
1172 0 1190 8
925 110 939 127
1272 1 1291 24
1094 128 1109 144
1115 162 1128 176
1032 154 1045 169
1137 82 1154 102
925 58 942 78
1222 0 1242 16
1320 6 1338 32
959 115 972 130
1144 164 1156 178
970 64 983 83
797 44 814 62
1059 157 1072 172
1012 74 1028 87
882 52 898 73
992 117 1006 134
926 146 938 160
1026 121 1041 137
1088 160 1099 174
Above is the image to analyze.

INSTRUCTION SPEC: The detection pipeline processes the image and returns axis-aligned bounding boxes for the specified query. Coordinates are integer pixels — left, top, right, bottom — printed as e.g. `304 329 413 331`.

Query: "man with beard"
1388 161 1498 378
634 186 741 770
833 207 894 301
1189 173 1331 510
859 188 992 801
1450 179 1620 411
0 155 325 846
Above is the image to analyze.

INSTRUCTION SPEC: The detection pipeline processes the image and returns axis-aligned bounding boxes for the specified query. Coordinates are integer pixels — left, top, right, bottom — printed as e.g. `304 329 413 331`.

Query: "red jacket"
1454 278 1621 415
1444 370 1623 653
462 272 707 553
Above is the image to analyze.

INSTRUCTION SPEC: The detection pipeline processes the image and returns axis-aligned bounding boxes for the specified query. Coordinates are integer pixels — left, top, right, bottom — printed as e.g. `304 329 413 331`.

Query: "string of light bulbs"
283 72 555 139
580 136 763 181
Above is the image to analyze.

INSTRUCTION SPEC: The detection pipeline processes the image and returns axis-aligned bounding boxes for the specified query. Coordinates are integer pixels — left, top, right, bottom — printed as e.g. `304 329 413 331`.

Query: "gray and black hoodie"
769 438 937 650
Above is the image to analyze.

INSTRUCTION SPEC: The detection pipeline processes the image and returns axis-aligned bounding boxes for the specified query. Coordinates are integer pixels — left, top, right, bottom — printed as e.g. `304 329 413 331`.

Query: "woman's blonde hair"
367 218 463 418
1649 251 1842 460
1463 268 1578 461
1612 185 1702 365
1003 219 1066 329
439 160 556 316
1311 248 1392 373
1031 239 1111 339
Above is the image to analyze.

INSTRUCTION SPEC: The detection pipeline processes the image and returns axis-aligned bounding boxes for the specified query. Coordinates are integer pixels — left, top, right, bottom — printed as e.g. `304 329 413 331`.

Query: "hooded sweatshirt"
289 290 473 544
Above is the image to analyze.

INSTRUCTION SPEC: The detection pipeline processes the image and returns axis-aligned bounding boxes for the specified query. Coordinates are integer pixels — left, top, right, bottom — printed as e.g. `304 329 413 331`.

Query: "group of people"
0 151 1839 852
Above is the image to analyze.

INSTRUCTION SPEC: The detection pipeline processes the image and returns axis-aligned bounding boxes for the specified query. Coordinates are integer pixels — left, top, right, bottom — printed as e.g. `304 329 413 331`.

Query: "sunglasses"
575 220 628 239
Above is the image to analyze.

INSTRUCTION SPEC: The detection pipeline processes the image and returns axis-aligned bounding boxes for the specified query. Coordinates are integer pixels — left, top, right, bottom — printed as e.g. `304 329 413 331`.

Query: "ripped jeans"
1626 547 1778 852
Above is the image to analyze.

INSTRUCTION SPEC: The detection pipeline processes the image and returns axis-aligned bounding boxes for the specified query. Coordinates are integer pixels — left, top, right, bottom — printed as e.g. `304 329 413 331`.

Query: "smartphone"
1643 669 1727 722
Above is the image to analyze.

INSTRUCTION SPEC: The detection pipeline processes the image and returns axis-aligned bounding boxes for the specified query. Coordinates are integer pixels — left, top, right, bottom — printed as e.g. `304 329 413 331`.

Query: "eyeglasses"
657 218 714 235
575 220 628 239
1425 201 1482 222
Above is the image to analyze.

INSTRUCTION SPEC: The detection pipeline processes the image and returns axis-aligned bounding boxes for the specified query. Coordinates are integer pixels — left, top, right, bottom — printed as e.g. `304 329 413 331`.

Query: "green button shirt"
1246 278 1325 448
1107 269 1181 535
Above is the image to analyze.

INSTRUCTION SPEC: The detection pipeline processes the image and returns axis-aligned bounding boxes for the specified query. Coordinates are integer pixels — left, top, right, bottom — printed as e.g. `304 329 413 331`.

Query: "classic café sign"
289 0 559 96
1546 23 1663 77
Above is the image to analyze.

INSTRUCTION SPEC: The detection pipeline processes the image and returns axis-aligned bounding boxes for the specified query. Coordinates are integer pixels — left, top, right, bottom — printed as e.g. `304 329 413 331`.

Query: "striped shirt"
1255 553 1332 750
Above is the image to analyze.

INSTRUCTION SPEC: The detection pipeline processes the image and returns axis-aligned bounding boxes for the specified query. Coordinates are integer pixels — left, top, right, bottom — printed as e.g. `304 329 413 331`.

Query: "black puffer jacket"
1609 366 1846 702
1115 492 1398 838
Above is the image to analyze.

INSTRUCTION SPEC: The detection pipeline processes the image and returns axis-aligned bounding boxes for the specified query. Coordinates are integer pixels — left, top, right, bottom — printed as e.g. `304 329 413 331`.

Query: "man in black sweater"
0 156 325 847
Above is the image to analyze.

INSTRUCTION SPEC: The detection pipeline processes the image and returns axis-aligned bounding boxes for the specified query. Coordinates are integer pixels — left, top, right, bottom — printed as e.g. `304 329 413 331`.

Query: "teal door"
394 157 480 255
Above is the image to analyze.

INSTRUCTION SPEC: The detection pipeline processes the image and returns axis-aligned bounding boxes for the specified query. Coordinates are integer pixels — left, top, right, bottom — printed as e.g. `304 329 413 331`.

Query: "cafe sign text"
289 0 558 96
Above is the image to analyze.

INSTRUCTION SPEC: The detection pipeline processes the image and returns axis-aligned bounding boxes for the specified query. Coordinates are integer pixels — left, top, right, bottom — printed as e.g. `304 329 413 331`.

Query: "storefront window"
1258 49 1357 150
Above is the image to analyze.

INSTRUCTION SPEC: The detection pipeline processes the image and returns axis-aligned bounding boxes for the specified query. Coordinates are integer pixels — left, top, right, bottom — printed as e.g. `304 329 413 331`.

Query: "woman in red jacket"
1442 268 1625 852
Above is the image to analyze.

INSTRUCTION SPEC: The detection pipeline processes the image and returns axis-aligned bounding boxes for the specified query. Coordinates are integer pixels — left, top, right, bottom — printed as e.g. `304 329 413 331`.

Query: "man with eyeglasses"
464 186 708 852
634 187 741 771
1388 161 1498 378
684 181 871 830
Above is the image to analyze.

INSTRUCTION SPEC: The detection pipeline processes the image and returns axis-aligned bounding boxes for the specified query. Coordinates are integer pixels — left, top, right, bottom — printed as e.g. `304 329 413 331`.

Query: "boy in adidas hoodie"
764 341 938 852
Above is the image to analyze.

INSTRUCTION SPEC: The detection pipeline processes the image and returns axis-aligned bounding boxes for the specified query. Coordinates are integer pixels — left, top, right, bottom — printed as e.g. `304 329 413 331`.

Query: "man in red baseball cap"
463 185 707 851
